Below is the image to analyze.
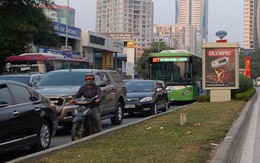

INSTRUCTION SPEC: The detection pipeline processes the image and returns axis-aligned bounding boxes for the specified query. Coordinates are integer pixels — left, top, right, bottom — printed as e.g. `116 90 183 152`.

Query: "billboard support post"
202 42 239 102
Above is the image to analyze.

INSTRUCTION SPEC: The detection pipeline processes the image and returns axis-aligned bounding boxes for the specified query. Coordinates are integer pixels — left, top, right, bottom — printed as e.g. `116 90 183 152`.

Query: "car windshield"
37 71 89 86
0 76 29 85
125 82 154 92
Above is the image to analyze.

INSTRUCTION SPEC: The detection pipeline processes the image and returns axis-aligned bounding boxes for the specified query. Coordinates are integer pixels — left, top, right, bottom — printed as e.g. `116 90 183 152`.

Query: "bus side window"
47 60 54 71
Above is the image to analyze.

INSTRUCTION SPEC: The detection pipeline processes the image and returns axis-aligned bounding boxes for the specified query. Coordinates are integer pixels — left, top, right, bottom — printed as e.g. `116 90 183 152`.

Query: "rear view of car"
256 77 260 87
0 80 58 154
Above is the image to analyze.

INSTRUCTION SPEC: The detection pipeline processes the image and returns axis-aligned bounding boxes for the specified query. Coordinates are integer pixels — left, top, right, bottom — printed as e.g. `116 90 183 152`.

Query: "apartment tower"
244 0 257 51
153 24 196 52
175 0 208 41
96 0 154 58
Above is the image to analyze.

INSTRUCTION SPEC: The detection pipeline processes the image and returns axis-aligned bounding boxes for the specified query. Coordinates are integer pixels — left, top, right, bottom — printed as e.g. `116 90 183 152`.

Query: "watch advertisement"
205 48 236 88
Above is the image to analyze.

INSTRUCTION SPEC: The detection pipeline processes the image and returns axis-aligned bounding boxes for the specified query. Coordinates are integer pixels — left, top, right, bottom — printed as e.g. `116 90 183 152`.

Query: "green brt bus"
149 50 202 102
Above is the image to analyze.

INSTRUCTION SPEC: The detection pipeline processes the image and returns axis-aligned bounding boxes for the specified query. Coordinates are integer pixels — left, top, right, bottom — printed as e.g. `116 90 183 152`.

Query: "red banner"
244 57 251 78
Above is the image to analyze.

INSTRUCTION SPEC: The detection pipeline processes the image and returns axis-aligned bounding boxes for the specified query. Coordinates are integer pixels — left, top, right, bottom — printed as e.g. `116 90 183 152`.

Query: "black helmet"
85 73 95 81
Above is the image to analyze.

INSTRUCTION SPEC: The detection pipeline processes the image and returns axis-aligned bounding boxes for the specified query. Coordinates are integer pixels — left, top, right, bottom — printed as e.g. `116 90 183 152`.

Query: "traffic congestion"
1 0 255 162
0 66 184 161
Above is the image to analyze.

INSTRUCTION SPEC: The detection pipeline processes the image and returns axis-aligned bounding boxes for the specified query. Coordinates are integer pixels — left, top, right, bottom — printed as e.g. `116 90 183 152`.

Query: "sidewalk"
239 88 260 163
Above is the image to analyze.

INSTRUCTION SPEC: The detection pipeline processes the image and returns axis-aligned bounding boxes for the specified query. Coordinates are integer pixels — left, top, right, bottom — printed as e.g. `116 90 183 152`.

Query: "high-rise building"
43 4 75 27
153 24 196 52
96 0 154 59
244 0 255 51
175 0 208 41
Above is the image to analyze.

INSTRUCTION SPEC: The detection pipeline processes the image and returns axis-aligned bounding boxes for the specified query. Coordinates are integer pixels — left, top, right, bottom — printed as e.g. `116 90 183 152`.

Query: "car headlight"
73 108 78 115
140 97 153 103
64 95 75 105
182 89 192 95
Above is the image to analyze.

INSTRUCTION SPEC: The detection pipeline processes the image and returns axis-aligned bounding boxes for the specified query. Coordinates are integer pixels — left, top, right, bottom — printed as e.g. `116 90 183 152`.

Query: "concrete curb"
9 104 189 163
210 92 258 163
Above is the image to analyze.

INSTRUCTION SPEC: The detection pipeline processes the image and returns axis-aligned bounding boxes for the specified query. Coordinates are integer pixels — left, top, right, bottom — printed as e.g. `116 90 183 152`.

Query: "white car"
256 80 260 87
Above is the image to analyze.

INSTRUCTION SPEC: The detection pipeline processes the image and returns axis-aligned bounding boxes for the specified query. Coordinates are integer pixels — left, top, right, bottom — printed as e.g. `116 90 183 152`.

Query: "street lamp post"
65 0 69 50
158 38 162 53
158 41 160 53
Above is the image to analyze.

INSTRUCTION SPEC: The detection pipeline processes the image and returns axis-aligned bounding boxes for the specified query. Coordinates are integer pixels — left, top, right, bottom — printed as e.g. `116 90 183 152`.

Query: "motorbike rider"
74 73 102 132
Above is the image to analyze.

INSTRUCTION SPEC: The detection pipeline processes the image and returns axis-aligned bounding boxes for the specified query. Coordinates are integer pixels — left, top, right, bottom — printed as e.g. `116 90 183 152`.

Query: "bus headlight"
182 89 192 95
140 97 153 103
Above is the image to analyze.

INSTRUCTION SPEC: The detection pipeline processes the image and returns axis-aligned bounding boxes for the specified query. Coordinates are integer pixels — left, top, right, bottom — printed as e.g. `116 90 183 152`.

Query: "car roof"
154 80 164 82
123 79 142 81
0 73 44 77
47 69 118 73
126 80 155 83
0 79 29 86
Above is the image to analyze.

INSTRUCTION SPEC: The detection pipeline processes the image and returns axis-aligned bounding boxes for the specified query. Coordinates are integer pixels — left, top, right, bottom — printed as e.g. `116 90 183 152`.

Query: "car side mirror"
0 99 8 107
96 81 107 87
28 82 34 87
156 88 163 92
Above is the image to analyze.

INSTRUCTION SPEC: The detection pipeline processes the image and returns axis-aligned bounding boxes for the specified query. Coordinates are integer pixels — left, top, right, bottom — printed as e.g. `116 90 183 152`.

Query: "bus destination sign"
152 57 188 63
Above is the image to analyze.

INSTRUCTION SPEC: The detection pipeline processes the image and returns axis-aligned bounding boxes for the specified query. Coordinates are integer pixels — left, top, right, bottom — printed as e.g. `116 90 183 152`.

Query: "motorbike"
70 96 100 141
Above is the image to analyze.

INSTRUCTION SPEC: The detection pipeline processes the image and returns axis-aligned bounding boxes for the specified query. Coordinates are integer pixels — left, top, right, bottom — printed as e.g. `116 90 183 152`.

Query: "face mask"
86 80 94 85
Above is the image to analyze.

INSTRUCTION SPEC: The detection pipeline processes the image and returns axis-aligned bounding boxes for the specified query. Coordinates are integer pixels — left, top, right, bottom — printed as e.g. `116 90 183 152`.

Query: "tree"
0 0 60 73
136 42 175 79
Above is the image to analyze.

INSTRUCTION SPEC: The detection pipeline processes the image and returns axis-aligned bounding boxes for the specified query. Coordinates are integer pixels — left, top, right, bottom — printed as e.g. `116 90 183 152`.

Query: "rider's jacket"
75 84 102 106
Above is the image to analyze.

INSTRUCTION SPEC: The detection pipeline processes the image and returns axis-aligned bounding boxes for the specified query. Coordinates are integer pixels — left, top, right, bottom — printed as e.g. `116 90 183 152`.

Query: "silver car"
34 69 126 128
0 73 45 86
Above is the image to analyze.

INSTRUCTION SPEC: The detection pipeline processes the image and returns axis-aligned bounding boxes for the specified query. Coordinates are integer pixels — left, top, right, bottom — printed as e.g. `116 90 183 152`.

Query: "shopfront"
35 22 81 58
81 30 124 69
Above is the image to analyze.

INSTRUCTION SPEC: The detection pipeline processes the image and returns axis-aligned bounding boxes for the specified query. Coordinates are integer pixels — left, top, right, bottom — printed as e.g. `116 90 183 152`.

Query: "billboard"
202 43 239 89
52 22 81 40
101 33 132 41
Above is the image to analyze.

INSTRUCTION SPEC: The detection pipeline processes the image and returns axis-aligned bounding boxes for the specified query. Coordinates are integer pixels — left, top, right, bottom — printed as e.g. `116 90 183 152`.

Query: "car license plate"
125 104 135 108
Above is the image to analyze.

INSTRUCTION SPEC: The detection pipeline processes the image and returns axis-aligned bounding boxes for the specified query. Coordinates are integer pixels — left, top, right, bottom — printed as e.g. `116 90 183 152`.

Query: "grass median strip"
36 101 246 163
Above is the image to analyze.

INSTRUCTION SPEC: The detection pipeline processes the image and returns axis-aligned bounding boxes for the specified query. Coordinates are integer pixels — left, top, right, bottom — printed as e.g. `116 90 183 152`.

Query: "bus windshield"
150 61 192 85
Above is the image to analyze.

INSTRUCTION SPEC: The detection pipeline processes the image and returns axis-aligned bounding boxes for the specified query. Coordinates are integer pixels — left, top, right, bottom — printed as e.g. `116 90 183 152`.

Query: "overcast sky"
55 0 244 46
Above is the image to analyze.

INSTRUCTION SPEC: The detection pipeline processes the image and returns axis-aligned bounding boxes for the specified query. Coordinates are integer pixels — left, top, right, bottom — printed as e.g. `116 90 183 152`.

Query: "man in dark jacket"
74 73 102 132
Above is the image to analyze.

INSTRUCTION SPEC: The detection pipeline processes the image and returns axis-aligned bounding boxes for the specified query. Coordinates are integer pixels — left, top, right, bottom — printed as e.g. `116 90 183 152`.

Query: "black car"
0 80 58 154
124 80 169 115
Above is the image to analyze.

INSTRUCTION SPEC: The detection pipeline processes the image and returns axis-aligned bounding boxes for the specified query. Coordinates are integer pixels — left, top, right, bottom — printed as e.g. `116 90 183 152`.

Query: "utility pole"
158 40 160 53
65 0 69 50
